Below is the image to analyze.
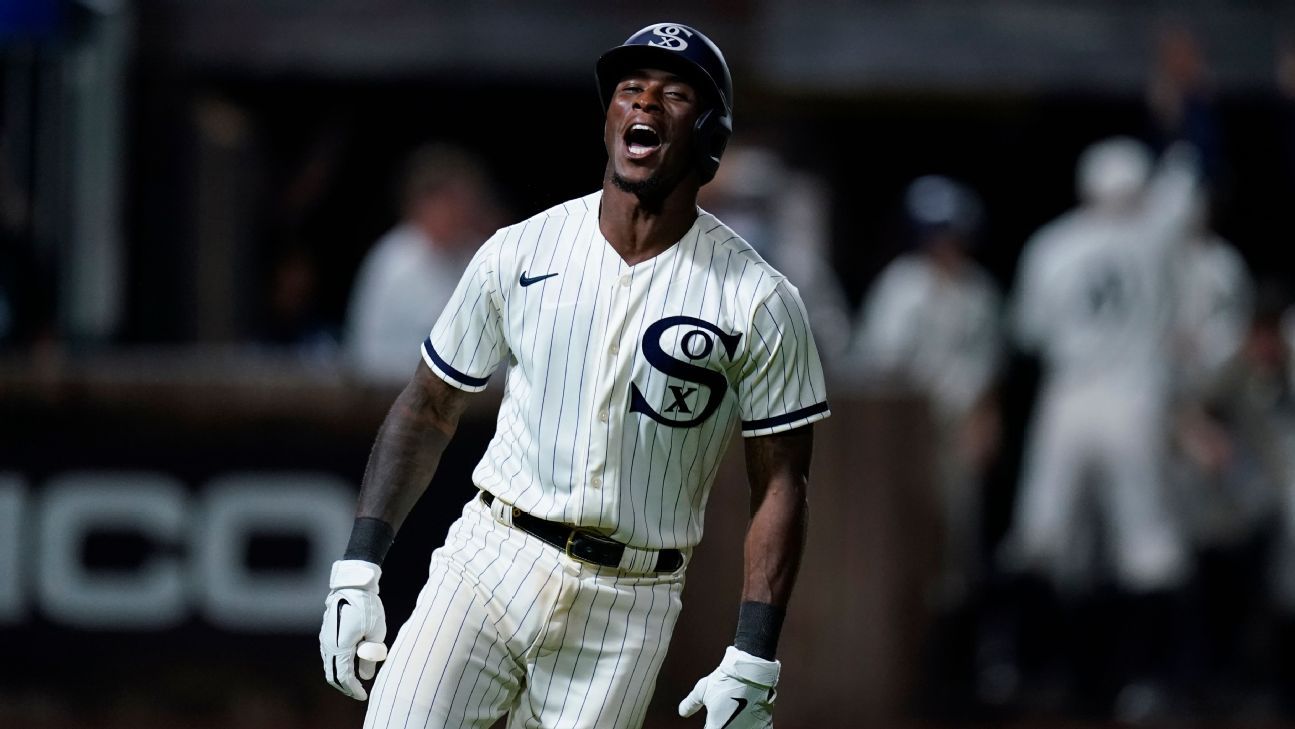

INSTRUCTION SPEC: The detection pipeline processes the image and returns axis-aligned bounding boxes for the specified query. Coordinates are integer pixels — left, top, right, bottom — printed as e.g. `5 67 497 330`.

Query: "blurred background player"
697 143 853 361
344 143 502 384
1000 137 1199 719
853 175 1003 607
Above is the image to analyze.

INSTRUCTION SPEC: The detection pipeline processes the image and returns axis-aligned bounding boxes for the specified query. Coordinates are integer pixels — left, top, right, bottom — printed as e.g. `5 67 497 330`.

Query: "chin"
611 168 669 198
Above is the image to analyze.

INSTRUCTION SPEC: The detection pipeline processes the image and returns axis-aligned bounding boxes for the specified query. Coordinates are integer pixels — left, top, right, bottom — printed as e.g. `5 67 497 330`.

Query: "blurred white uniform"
1006 139 1199 592
858 256 1002 425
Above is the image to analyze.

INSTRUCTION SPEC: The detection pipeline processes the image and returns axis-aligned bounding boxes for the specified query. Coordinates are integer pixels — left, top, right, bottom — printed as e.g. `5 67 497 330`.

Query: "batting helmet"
904 175 984 242
596 22 734 184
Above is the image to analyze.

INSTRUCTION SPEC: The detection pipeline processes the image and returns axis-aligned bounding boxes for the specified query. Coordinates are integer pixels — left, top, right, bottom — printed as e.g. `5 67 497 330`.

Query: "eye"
665 88 693 103
619 82 643 94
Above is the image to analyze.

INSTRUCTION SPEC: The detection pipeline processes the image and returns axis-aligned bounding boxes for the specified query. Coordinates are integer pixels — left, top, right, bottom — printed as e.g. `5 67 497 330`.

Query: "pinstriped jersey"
421 190 830 549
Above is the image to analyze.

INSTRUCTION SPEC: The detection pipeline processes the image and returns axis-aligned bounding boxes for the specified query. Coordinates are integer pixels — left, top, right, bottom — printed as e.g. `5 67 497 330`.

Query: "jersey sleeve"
421 236 509 392
737 280 832 437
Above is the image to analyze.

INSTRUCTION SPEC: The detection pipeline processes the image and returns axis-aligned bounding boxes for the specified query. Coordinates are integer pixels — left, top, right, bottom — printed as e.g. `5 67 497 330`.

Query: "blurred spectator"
851 175 1004 610
697 143 852 361
344 144 502 383
1000 137 1200 719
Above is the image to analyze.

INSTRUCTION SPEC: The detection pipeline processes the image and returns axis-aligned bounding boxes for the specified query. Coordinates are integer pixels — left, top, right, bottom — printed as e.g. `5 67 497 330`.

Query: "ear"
693 108 732 184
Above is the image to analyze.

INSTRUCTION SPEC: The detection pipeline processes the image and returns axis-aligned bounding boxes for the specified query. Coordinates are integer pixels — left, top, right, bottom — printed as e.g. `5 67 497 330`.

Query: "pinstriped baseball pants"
363 496 686 729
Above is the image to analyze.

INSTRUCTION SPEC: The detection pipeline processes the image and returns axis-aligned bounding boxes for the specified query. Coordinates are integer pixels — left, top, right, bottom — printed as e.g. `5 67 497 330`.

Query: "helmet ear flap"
694 108 732 184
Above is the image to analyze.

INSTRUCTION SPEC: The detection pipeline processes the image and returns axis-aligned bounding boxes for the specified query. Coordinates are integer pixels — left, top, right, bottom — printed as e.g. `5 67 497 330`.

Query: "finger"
678 678 707 717
356 641 387 680
357 658 377 681
341 667 368 701
324 650 368 701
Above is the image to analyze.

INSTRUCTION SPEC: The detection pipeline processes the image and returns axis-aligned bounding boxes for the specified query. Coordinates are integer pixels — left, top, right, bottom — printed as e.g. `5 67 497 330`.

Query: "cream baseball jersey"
421 191 830 550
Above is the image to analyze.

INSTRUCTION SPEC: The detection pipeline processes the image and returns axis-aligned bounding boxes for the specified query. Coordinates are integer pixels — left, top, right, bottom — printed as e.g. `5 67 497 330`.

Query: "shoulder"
484 191 599 259
1018 211 1092 274
695 209 788 293
499 191 598 236
878 254 931 284
1029 211 1086 250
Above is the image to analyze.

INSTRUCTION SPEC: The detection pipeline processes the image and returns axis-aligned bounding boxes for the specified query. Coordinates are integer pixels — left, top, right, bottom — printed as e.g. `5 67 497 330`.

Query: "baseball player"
1002 137 1199 715
1005 137 1198 592
319 22 830 729
852 175 1003 609
1169 201 1258 549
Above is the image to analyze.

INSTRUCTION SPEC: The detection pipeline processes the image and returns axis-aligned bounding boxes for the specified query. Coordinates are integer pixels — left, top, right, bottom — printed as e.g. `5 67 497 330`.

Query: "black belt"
480 491 683 573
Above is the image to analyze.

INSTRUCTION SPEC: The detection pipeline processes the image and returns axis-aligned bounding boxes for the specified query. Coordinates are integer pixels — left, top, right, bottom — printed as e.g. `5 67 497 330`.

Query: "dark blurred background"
5 1 1295 727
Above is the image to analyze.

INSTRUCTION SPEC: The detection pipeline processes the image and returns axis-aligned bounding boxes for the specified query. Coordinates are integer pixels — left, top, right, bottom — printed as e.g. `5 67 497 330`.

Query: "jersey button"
591 476 602 488
598 409 609 422
609 343 619 355
619 275 631 287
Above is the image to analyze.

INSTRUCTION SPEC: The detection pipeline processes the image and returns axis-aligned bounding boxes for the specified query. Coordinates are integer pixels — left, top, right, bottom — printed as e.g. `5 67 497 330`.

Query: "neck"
599 170 700 265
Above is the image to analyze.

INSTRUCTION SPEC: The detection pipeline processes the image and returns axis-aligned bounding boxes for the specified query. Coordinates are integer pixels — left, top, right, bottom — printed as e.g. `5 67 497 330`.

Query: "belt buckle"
564 528 606 568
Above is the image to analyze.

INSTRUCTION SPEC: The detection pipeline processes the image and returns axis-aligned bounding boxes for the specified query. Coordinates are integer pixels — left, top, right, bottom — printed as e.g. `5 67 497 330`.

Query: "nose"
632 84 664 113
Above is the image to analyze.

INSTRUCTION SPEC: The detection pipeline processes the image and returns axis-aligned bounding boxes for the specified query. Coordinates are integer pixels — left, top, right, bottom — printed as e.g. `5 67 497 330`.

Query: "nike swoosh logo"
520 271 559 287
336 597 349 645
719 697 748 729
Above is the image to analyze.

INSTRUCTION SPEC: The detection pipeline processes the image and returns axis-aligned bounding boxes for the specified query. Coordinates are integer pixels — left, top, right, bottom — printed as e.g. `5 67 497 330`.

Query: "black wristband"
343 517 395 565
734 601 785 660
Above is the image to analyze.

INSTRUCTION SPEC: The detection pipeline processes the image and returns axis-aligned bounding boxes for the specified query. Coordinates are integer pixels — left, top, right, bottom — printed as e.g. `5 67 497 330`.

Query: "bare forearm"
356 366 467 532
741 474 807 607
736 426 812 659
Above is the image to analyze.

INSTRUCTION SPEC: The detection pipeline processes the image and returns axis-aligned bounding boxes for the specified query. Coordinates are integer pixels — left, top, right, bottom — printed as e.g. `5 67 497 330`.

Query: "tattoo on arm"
355 365 471 532
741 425 813 609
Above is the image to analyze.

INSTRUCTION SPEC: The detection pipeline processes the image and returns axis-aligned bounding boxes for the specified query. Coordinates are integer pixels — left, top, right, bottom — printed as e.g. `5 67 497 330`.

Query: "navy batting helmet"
595 22 734 184
904 175 985 243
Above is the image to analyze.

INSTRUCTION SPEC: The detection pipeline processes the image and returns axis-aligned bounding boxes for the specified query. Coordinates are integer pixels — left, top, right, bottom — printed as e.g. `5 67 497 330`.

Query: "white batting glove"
679 646 780 729
320 559 388 701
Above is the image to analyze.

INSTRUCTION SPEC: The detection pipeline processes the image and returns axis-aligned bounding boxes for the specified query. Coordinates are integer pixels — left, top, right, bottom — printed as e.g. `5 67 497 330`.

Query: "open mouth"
624 123 662 158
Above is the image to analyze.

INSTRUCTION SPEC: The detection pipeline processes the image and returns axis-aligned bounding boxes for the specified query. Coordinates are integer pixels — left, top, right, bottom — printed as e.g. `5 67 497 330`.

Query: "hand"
679 646 780 729
320 560 388 700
